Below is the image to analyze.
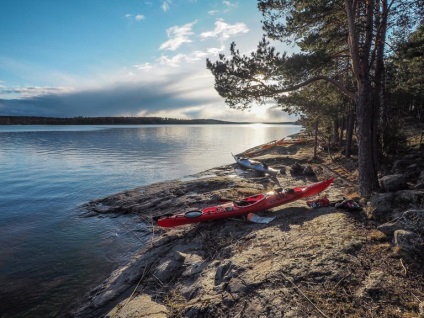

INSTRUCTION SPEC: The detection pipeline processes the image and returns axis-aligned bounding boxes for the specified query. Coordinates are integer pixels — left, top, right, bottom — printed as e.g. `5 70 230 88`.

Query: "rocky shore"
73 141 424 318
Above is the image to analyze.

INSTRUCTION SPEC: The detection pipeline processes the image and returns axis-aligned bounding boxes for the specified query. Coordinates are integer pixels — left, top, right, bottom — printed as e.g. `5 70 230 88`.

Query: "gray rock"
380 174 408 192
185 306 201 318
303 165 315 176
153 251 186 282
368 193 395 219
377 209 424 236
214 261 233 285
394 230 423 253
227 278 248 295
404 164 424 181
290 162 303 174
394 190 424 204
392 159 411 172
418 171 424 184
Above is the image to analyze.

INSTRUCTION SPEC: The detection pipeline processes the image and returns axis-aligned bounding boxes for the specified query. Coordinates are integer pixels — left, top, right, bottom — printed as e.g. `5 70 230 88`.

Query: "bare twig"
281 272 330 318
400 258 407 275
116 218 146 243
152 274 165 287
411 292 422 302
234 300 248 318
331 272 352 292
119 263 153 314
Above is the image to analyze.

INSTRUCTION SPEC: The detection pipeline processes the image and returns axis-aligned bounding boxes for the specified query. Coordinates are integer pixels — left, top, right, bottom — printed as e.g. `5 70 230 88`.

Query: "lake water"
0 124 301 317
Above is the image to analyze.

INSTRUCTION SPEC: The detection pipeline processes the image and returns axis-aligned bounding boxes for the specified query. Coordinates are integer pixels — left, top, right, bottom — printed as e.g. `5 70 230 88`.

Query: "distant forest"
0 116 297 125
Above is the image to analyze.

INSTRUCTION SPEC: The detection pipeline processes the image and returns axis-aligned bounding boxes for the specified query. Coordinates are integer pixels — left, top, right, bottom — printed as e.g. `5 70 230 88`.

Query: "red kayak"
154 178 334 227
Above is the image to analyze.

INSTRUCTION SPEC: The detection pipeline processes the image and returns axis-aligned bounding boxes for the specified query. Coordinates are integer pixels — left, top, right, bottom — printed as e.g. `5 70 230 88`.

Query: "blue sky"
0 0 296 122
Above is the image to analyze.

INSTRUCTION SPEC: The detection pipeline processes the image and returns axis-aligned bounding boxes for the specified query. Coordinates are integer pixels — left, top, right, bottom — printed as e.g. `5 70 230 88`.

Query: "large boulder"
380 174 408 192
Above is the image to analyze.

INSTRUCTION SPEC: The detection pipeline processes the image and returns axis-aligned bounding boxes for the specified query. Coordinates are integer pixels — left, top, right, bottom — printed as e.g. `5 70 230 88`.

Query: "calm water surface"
0 124 301 317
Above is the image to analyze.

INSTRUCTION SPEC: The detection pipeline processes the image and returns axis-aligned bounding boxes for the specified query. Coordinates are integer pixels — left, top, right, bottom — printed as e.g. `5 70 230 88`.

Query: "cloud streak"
0 68 221 118
200 19 249 41
0 65 296 122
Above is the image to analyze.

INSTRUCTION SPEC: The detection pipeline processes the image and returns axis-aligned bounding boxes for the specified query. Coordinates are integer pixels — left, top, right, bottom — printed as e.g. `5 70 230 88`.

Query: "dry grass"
163 291 187 318
368 229 388 242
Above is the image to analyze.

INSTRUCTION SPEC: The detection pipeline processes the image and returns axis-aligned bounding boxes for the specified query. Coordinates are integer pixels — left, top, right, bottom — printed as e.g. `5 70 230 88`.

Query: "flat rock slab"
74 145 424 318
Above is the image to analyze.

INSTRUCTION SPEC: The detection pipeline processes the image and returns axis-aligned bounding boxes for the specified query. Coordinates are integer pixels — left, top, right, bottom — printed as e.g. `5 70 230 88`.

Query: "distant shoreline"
0 115 299 126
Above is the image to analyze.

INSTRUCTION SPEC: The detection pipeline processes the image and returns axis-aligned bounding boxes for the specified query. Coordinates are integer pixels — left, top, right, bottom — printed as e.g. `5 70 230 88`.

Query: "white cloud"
162 0 172 12
133 63 152 70
223 1 237 9
156 54 187 67
159 20 197 51
125 13 145 22
188 51 209 61
207 45 225 55
208 10 219 15
156 46 222 67
200 19 249 41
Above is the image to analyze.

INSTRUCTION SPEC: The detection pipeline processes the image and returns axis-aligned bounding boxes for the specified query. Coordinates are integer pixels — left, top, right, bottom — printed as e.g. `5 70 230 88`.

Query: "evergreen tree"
207 0 422 196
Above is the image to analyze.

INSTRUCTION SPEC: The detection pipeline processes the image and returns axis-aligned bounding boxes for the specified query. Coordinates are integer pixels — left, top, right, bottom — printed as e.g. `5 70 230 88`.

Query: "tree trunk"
356 82 379 196
345 104 355 158
313 119 319 160
333 118 340 144
381 70 389 148
345 0 379 196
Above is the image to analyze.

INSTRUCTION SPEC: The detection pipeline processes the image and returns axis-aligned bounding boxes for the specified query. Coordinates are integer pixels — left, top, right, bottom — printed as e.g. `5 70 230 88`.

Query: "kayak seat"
234 200 250 206
184 211 202 218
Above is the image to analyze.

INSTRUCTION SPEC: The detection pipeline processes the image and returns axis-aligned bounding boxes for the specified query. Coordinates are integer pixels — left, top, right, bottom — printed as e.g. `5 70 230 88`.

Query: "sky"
0 0 297 122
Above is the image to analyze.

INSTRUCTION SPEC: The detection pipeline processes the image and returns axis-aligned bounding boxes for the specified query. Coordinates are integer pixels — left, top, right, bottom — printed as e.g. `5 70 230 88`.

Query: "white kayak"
232 153 279 175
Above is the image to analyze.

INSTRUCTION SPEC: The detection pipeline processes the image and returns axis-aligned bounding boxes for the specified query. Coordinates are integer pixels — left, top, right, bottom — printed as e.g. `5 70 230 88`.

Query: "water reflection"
0 124 301 317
